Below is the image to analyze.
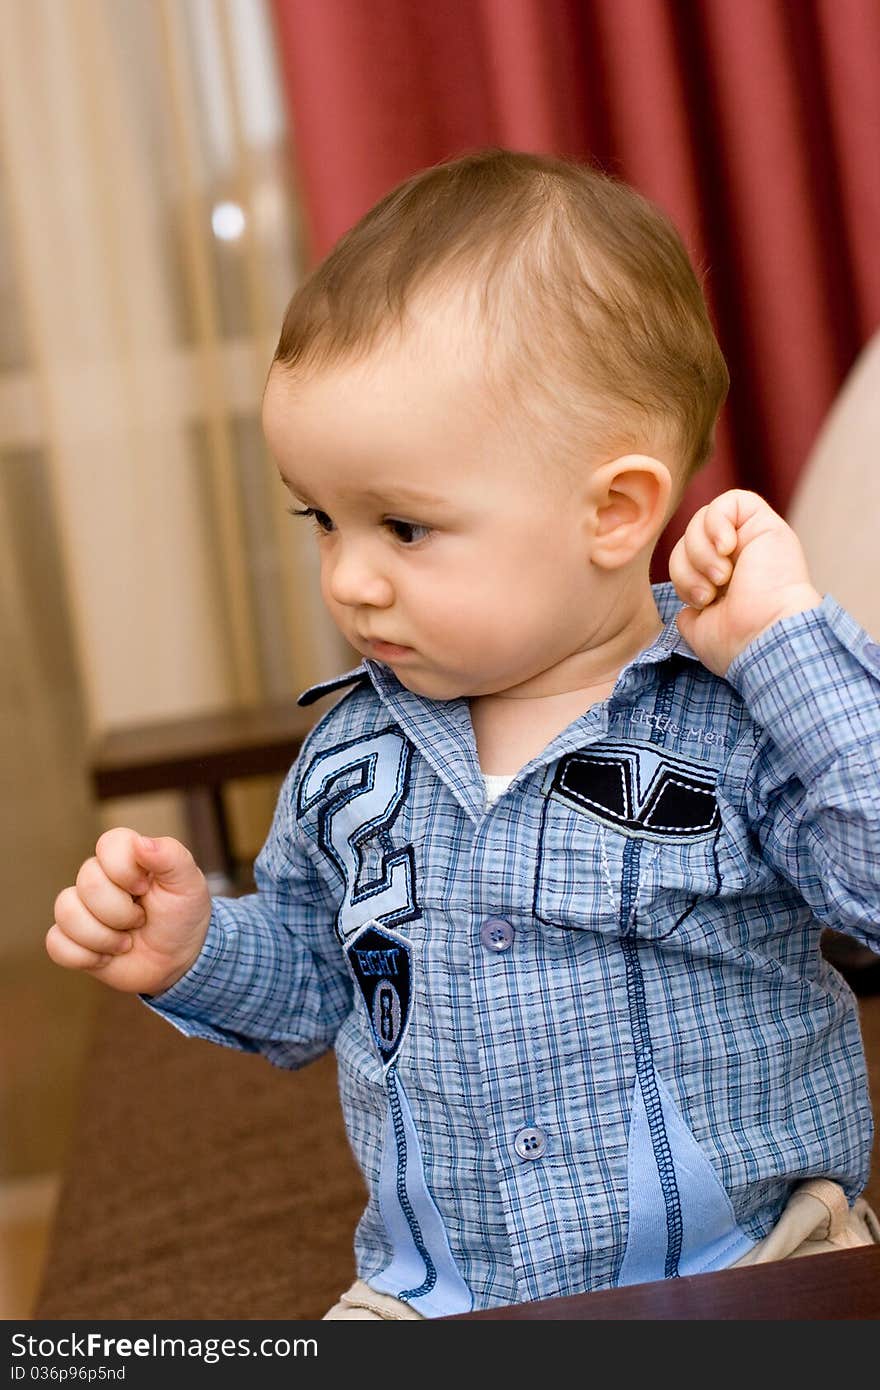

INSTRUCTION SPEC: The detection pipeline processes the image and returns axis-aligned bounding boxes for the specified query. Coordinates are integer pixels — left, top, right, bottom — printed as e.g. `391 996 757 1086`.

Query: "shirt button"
514 1126 547 1160
480 917 515 953
863 641 880 665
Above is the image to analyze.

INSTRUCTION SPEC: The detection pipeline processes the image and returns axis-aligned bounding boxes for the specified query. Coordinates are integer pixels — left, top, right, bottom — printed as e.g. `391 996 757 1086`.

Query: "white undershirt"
482 772 515 807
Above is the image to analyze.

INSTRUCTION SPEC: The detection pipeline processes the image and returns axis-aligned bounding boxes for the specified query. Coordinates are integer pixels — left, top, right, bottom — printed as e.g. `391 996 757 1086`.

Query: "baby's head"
263 148 728 700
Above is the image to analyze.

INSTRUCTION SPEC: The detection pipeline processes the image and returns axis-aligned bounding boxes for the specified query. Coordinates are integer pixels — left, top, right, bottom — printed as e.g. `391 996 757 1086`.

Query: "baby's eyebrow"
282 477 452 512
359 485 451 510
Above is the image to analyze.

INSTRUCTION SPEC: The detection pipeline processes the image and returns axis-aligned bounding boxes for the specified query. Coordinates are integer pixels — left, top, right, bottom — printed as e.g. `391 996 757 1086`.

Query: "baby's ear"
588 455 672 568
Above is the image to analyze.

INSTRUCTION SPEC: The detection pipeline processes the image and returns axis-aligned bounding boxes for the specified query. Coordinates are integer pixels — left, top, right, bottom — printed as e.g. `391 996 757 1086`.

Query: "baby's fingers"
45 920 127 973
93 827 154 899
683 505 734 587
668 535 718 609
703 495 741 560
52 886 138 957
75 855 148 928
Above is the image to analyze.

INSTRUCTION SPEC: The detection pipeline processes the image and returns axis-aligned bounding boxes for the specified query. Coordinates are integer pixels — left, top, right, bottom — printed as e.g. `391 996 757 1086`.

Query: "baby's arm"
671 489 880 948
48 758 353 1069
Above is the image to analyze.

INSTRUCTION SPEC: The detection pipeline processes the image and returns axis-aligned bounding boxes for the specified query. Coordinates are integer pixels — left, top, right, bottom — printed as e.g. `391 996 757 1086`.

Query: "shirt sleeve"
140 752 352 1069
725 593 880 952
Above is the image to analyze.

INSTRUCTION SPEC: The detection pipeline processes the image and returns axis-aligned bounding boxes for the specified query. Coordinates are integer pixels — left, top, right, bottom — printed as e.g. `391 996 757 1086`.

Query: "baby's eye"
287 505 334 534
288 506 429 544
385 518 431 544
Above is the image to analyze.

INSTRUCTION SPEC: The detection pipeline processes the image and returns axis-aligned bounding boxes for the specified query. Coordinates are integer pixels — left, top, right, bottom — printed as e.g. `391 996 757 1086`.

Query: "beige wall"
788 332 880 641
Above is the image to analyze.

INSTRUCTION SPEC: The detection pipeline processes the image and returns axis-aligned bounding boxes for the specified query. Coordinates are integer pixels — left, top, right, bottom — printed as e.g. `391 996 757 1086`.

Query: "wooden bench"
450 1245 880 1318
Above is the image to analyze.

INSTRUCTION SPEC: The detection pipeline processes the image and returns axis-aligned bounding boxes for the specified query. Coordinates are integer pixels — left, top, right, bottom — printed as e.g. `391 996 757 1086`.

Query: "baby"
48 149 880 1318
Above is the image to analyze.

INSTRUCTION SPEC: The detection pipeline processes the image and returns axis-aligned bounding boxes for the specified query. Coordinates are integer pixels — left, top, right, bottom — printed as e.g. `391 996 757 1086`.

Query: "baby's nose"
326 547 393 609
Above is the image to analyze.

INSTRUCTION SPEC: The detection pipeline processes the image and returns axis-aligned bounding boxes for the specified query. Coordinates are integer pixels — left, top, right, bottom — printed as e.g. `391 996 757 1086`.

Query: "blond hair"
273 147 728 488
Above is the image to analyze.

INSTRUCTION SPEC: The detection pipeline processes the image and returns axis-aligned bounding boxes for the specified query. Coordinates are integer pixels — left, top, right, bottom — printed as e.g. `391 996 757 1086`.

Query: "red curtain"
268 0 880 575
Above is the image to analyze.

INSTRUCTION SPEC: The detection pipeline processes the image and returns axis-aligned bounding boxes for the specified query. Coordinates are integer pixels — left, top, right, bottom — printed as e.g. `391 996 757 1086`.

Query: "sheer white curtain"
0 0 347 937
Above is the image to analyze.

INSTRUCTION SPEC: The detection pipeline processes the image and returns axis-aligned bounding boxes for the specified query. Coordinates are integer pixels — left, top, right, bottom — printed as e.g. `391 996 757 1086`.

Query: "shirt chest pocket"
532 743 748 940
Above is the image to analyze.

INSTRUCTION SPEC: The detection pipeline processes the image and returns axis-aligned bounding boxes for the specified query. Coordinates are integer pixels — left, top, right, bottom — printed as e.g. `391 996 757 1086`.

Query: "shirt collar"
635 580 700 667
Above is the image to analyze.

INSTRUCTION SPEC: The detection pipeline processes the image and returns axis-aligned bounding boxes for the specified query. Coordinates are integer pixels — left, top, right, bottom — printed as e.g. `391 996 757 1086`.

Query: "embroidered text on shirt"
623 707 731 749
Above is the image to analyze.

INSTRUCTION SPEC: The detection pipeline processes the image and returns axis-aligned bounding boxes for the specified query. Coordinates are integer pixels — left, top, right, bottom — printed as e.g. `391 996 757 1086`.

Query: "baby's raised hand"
47 829 213 996
668 489 822 677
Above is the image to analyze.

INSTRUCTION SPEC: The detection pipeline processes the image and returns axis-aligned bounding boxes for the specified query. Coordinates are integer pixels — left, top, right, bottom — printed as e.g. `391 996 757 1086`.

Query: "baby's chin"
367 657 475 701
384 667 468 701
385 664 523 703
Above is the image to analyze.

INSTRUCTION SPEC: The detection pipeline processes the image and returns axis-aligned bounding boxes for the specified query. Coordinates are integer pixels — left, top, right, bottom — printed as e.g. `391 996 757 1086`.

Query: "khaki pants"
323 1179 880 1319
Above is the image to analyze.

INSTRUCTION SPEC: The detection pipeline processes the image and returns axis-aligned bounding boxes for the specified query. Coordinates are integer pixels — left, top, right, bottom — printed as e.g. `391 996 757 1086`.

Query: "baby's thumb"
135 834 203 893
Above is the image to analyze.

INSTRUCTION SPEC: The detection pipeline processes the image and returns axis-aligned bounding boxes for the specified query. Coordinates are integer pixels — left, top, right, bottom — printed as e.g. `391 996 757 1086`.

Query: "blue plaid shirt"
146 582 880 1313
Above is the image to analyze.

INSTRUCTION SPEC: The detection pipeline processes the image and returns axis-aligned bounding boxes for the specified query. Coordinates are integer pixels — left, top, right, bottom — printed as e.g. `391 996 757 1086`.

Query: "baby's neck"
469 592 664 775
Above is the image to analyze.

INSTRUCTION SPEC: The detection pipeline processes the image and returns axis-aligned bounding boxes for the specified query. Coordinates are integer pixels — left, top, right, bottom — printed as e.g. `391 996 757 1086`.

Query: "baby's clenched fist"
47 828 213 996
669 489 822 676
